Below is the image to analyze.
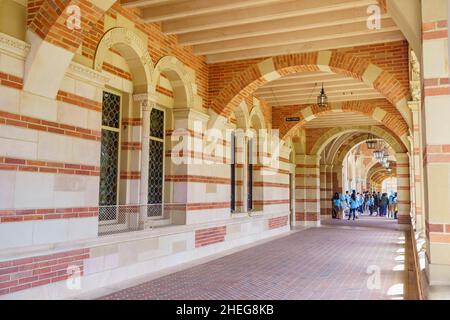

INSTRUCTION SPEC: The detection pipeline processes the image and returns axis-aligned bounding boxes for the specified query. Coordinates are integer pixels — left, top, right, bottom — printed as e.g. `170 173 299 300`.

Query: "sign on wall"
285 117 301 122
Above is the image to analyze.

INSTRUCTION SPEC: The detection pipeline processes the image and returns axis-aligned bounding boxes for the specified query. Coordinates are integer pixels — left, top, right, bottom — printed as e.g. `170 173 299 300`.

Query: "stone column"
409 101 425 233
421 0 450 288
320 164 328 218
396 153 411 225
134 93 156 225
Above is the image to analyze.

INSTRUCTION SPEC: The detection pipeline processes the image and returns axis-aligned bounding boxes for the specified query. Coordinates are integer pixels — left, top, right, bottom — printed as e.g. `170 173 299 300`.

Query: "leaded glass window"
231 131 236 212
99 91 121 220
150 108 165 139
247 139 253 211
148 108 165 217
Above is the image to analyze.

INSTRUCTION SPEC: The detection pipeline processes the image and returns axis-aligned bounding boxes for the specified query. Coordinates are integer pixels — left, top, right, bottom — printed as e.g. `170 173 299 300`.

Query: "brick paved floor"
100 216 406 300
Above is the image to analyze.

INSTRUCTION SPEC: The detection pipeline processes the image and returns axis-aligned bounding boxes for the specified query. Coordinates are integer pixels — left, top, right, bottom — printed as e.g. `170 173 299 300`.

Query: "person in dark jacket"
380 193 389 217
373 192 380 216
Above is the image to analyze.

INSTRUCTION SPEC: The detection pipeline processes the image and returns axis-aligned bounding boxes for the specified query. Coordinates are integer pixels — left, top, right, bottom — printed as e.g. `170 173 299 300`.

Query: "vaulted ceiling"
121 0 405 63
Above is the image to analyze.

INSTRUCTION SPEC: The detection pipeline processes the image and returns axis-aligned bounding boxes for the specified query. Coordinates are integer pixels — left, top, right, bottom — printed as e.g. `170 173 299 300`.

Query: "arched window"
99 91 122 221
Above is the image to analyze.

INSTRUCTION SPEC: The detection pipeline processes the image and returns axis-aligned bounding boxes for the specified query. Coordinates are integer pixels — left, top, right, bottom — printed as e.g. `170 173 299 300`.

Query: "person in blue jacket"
348 191 358 221
332 192 341 219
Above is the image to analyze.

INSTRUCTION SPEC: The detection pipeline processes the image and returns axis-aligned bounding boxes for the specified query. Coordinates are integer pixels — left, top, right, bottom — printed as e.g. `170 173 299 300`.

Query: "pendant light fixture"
366 133 377 150
317 83 328 108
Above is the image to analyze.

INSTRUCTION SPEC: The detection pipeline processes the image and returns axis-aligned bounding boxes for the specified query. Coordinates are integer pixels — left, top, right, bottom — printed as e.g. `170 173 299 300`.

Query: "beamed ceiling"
121 0 405 63
253 70 384 106
303 112 380 128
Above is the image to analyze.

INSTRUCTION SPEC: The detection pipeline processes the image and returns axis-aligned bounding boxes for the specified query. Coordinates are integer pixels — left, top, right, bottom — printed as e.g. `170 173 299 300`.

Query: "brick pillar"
326 165 334 215
421 0 450 287
320 164 328 217
169 108 231 225
396 153 411 225
333 164 343 194
296 155 321 227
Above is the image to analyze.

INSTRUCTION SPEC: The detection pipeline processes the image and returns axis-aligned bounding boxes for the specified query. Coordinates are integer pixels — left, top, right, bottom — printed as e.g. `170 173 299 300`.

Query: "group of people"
331 190 399 221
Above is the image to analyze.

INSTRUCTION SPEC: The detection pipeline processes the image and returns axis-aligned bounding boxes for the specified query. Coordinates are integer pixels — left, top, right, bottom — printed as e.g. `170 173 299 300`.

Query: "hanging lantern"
317 83 328 108
366 134 377 150
373 149 384 161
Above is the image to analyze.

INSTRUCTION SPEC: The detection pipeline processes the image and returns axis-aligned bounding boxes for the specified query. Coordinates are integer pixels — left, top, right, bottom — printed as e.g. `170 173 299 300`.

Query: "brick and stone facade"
0 0 448 300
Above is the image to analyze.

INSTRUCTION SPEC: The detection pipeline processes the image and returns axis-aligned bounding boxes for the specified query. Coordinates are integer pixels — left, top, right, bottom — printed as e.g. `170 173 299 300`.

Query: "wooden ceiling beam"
256 85 377 99
267 93 384 106
121 0 175 9
141 0 283 22
162 0 378 35
177 7 390 46
206 31 405 63
261 75 360 89
255 81 367 95
194 19 398 55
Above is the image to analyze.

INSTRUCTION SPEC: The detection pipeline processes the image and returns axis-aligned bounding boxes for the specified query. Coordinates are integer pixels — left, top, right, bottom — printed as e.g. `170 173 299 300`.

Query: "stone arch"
233 100 250 129
152 56 198 109
210 51 411 128
248 104 266 130
309 126 408 156
333 136 382 165
327 133 368 165
280 100 409 142
94 27 154 94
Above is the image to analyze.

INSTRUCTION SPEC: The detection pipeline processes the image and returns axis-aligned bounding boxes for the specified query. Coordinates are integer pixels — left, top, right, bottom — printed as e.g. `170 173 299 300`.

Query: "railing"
98 203 185 236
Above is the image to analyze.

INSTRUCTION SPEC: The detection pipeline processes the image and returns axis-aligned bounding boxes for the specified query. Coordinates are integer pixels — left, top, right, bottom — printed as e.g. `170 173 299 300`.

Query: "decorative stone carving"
66 62 109 88
409 49 421 102
0 32 31 59
94 27 154 79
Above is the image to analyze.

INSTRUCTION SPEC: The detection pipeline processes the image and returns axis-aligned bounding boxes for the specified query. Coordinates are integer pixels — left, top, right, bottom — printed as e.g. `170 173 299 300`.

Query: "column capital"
173 108 210 122
408 100 421 112
134 93 158 111
297 154 321 166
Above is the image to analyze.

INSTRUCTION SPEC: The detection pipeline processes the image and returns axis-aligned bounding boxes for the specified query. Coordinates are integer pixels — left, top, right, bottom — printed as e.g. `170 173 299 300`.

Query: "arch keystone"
257 58 281 82
362 63 383 86
317 51 332 72
372 107 388 122
331 102 344 112
301 106 316 121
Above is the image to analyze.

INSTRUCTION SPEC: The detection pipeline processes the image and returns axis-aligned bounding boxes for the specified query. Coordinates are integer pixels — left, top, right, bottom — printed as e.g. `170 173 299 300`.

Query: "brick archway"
24 0 116 98
94 27 154 94
210 51 411 128
279 100 409 142
309 126 408 156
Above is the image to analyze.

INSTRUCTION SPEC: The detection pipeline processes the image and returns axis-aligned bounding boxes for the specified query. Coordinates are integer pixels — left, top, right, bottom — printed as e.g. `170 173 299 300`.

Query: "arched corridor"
0 0 449 301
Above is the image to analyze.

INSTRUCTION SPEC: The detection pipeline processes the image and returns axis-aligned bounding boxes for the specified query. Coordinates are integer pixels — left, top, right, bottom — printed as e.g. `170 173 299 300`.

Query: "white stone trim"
65 62 109 88
0 32 30 60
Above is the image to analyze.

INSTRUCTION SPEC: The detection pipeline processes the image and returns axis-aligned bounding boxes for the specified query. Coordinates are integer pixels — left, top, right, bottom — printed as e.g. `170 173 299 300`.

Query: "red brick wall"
268 216 288 230
195 226 226 248
0 248 89 296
